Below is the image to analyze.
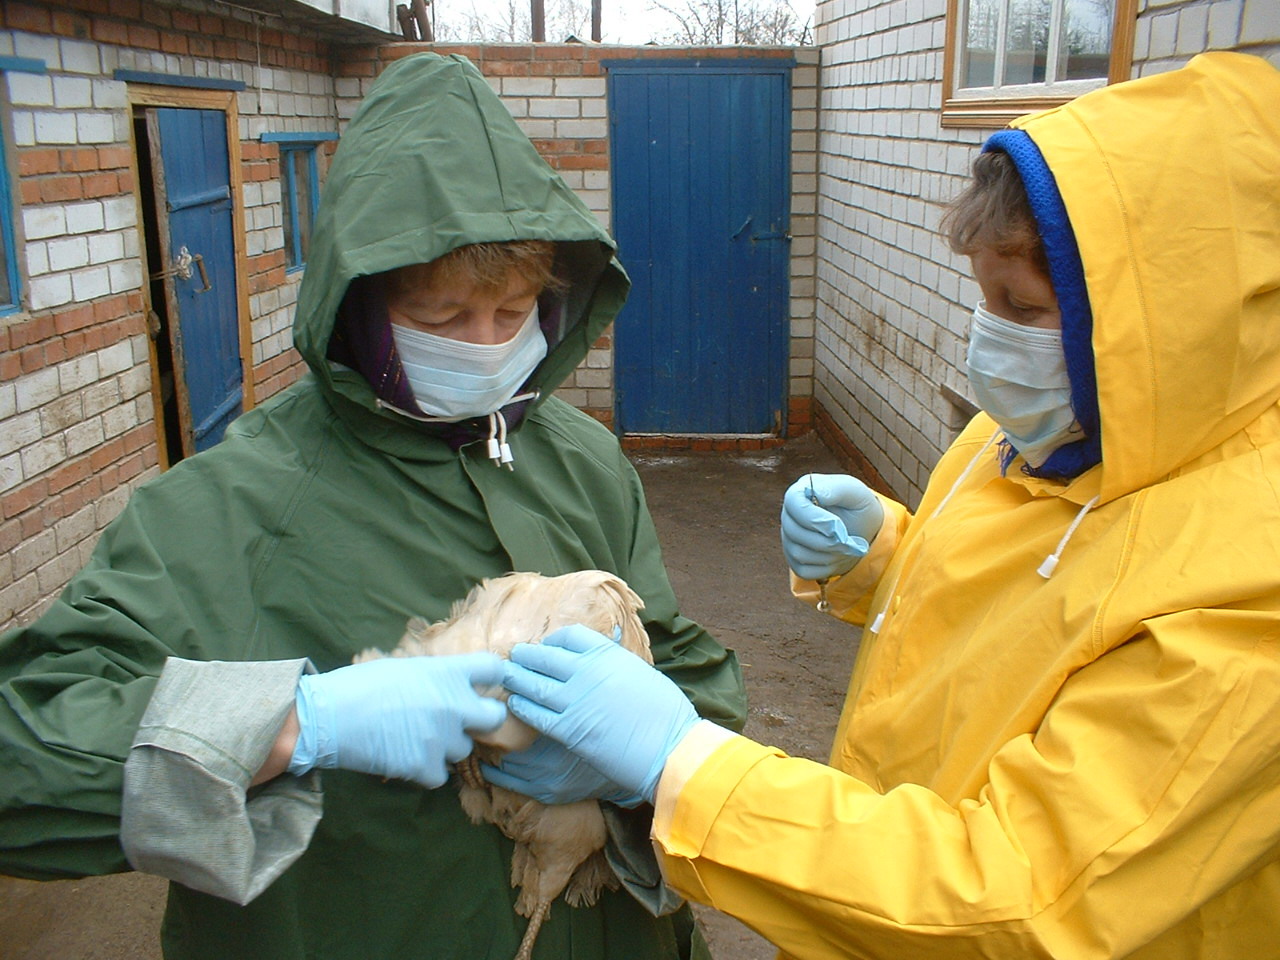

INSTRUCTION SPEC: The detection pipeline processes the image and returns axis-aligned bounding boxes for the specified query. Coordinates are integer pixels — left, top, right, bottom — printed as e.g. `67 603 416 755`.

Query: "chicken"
354 570 652 960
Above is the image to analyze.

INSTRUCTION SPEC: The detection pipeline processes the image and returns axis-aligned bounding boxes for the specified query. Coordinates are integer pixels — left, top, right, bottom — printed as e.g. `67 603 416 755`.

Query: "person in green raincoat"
0 53 746 960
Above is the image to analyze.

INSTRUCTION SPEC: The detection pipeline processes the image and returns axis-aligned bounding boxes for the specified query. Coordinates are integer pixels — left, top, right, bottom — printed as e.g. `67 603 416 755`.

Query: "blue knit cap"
982 129 1101 481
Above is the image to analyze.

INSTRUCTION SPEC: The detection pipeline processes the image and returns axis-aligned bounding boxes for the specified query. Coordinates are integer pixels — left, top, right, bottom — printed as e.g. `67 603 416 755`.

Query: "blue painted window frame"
0 56 49 316
261 131 337 273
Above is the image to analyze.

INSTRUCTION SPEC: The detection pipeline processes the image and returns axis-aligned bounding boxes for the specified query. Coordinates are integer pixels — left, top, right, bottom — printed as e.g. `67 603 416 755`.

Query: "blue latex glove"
502 624 699 806
480 736 646 807
780 473 884 581
288 653 507 788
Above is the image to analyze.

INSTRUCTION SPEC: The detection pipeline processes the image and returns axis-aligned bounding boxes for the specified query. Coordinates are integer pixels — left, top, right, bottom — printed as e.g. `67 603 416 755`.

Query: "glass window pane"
293 150 313 264
960 0 999 89
1060 0 1114 80
281 149 298 268
1005 0 1051 85
0 234 11 306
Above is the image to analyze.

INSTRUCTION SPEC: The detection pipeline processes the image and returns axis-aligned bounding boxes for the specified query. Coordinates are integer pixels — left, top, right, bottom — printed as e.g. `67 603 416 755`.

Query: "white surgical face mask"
390 305 547 420
965 302 1082 468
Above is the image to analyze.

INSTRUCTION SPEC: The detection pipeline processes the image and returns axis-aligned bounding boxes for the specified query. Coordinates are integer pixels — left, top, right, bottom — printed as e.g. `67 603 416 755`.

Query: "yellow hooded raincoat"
651 52 1280 960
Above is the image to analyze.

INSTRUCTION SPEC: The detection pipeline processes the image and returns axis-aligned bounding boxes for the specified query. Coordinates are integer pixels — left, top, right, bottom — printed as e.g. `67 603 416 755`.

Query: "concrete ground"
0 433 859 960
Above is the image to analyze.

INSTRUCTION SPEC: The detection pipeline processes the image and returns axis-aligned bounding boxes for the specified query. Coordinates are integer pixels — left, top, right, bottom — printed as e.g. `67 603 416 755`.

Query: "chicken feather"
354 570 652 960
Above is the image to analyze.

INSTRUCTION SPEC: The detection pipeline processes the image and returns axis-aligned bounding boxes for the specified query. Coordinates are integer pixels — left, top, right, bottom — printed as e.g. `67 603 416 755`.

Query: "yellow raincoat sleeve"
650 606 1280 959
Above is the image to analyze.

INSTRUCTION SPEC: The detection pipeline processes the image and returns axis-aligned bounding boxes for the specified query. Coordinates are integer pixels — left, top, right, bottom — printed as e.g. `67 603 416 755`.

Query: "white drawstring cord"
1037 495 1099 579
486 411 515 470
927 428 1002 522
871 430 1002 632
376 391 539 470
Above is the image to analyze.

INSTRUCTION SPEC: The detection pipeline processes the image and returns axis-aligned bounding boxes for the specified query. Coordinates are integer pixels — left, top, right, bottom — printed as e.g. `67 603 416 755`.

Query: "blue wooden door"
150 108 241 453
607 59 791 435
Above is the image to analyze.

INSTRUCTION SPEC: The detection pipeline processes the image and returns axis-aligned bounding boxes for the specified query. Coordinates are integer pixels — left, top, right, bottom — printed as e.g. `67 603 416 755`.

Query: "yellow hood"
1014 52 1280 503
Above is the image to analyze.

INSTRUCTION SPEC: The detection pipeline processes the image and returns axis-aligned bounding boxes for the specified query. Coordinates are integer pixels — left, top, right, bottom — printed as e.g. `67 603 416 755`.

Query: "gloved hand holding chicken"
287 653 507 787
481 735 646 807
780 473 884 581
502 624 700 806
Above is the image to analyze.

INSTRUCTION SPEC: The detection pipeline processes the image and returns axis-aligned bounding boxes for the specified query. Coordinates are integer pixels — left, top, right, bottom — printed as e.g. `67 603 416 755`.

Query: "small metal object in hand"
807 474 832 613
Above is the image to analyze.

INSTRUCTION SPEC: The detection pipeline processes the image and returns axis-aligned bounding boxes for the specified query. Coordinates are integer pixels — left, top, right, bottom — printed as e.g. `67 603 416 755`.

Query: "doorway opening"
133 111 185 466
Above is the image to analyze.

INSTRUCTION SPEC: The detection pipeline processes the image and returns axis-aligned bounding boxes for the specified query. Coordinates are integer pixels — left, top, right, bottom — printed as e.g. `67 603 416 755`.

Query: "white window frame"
941 0 1137 128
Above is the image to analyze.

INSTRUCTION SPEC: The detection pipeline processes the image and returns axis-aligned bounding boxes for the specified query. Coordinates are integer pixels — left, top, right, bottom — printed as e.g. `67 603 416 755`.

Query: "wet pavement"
0 433 861 960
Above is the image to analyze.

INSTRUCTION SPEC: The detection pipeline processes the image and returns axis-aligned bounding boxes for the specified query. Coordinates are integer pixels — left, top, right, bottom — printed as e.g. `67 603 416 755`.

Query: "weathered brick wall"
1133 0 1280 73
333 42 820 432
811 0 979 504
0 0 340 627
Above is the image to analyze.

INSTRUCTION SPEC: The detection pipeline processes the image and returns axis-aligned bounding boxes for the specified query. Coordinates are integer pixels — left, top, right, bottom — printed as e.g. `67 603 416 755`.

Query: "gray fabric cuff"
602 803 685 916
121 657 323 905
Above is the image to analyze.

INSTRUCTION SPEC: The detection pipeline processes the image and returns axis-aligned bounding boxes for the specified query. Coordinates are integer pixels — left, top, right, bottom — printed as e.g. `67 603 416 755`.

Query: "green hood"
294 52 628 426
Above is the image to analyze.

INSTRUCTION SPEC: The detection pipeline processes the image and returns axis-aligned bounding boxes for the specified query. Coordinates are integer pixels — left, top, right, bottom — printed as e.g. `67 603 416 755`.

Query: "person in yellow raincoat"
484 51 1280 959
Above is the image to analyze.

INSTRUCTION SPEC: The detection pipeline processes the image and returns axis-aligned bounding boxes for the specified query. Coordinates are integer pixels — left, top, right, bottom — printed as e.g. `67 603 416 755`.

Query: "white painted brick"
102 197 136 230
53 75 93 109
0 452 22 494
530 98 579 119
108 259 143 294
65 418 106 457
60 38 100 74
98 341 135 378
58 354 101 393
0 383 13 420
581 99 607 118
102 403 139 438
1242 0 1280 41
92 78 129 109
34 111 77 144
64 201 106 235
553 77 606 98
88 232 126 265
556 119 607 139
16 369 60 413
7 72 53 106
1148 11 1180 58
14 34 61 69
77 112 115 144
10 109 35 147
26 241 50 278
20 436 67 477
47 236 91 272
83 380 121 417
1176 3 1211 53
29 273 74 310
503 77 554 97
119 363 149 401
71 265 111 301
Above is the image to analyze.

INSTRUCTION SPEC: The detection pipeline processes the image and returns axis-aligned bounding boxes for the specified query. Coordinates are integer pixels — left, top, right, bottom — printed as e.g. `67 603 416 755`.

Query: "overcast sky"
432 0 813 46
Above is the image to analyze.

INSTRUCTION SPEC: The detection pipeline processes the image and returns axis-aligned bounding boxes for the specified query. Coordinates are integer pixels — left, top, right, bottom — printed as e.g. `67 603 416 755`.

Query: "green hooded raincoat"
0 53 746 960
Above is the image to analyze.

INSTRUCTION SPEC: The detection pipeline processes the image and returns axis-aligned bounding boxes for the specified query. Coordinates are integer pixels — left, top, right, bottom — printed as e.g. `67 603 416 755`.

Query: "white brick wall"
1134 0 1280 74
813 0 978 502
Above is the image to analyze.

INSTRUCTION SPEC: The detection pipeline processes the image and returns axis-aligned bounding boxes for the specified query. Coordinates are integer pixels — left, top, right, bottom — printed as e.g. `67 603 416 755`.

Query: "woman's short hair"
942 151 1050 276
387 240 565 298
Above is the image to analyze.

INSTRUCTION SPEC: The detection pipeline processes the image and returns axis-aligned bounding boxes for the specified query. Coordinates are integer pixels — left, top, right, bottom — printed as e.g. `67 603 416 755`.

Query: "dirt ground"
0 433 859 960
